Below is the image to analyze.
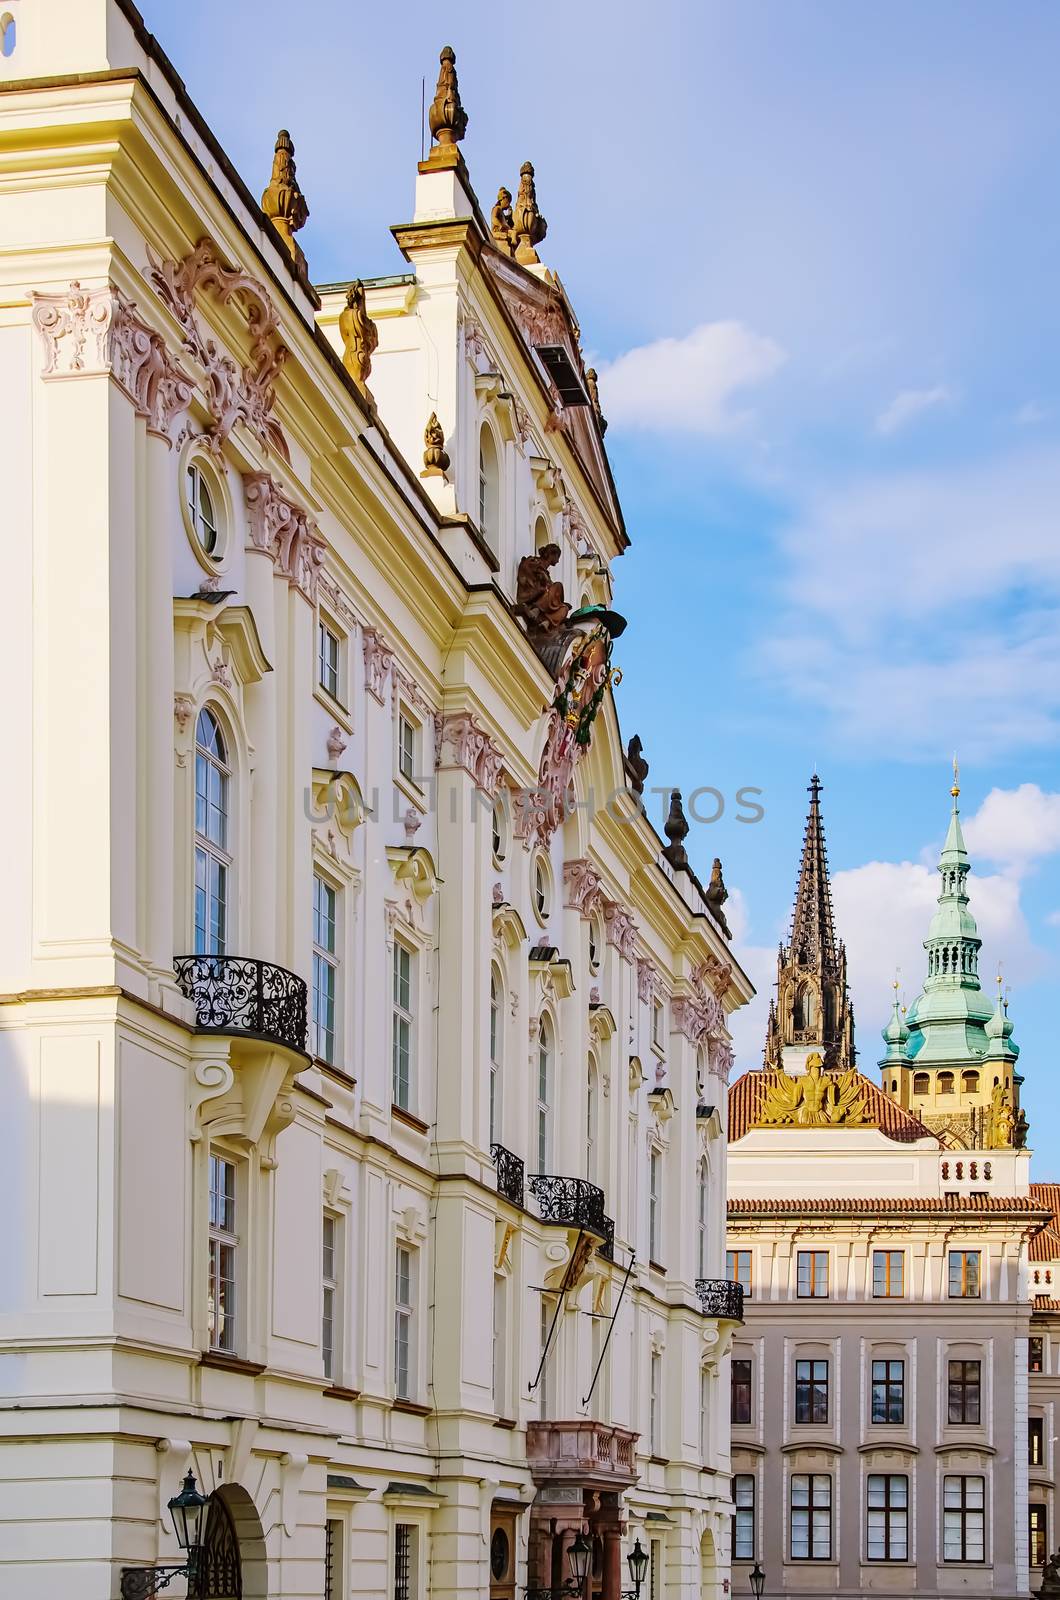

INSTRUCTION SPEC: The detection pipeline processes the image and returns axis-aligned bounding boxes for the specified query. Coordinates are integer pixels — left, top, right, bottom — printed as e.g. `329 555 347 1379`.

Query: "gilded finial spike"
428 44 468 147
261 128 309 271
951 752 960 801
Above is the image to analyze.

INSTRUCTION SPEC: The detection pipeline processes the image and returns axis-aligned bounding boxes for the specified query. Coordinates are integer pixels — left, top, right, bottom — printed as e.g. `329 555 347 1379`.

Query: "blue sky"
143 0 1060 1174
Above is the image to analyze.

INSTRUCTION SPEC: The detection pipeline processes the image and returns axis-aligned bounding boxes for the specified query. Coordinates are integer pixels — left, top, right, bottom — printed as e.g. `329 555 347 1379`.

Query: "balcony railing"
526 1420 639 1488
490 1143 525 1208
174 955 308 1055
695 1277 745 1323
528 1173 607 1237
599 1214 615 1261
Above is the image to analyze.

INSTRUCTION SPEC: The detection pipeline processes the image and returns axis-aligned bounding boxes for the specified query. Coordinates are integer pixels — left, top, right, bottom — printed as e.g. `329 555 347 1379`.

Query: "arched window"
793 986 816 1031
961 1070 979 1094
913 1073 929 1095
697 1158 709 1278
478 425 500 553
938 1071 955 1095
489 968 503 1144
534 514 551 553
194 708 231 954
586 1058 598 1180
536 1016 553 1172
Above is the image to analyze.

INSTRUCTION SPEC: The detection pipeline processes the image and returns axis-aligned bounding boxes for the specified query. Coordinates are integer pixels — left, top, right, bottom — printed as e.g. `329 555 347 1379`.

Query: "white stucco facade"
0 5 752 1600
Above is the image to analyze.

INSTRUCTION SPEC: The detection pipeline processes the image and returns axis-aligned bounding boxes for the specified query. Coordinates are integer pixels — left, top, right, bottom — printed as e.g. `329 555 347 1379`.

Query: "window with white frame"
318 619 342 702
392 941 414 1111
648 1147 661 1262
539 1297 552 1420
312 873 338 1063
491 795 508 864
697 1158 708 1278
478 424 499 551
186 458 223 560
867 1474 908 1562
394 1245 415 1400
649 1348 662 1454
322 1211 341 1382
397 711 418 786
586 1059 598 1180
943 1475 985 1562
651 996 664 1051
699 1364 710 1460
537 1017 553 1171
790 1473 831 1559
732 1474 755 1560
588 914 601 972
533 853 551 923
207 1152 238 1352
490 968 502 1144
194 708 231 955
493 1273 508 1412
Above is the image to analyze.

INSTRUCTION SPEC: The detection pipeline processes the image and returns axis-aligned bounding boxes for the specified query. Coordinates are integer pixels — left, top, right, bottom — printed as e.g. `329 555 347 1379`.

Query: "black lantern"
168 1471 209 1554
626 1538 649 1598
749 1562 766 1599
567 1532 593 1590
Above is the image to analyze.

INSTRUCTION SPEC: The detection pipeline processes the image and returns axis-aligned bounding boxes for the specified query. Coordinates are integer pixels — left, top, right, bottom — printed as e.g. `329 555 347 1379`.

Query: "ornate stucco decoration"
602 898 638 964
436 711 504 793
31 281 194 441
317 572 359 631
261 129 309 272
427 45 468 151
492 900 527 953
695 955 733 1000
243 471 326 602
512 161 548 266
421 411 450 478
148 239 289 461
338 280 378 397
563 858 604 918
753 1054 871 1129
362 626 395 701
186 1039 299 1168
386 845 443 904
530 456 565 513
636 956 660 1005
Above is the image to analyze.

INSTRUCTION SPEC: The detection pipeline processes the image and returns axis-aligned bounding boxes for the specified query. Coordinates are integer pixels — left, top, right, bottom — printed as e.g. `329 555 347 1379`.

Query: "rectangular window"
871 1359 905 1425
873 1250 905 1298
648 1149 661 1261
795 1358 829 1424
325 1517 343 1600
207 1153 238 1352
394 1523 414 1600
727 1249 752 1299
649 1539 661 1600
318 620 341 701
392 942 414 1111
1030 1504 1048 1569
700 1365 709 1460
322 1212 340 1382
943 1475 985 1562
1030 1416 1045 1466
493 1275 507 1412
867 1474 908 1562
949 1249 981 1298
1030 1336 1045 1374
394 1246 414 1400
731 1358 752 1426
539 1298 551 1421
732 1474 755 1561
652 997 664 1050
797 1250 829 1298
649 1349 662 1455
194 845 228 956
312 873 338 1063
948 1359 981 1424
790 1474 831 1560
397 713 417 784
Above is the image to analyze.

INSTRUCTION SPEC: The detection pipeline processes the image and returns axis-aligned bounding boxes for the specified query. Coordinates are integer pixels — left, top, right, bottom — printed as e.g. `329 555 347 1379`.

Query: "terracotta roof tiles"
1029 1184 1060 1262
728 1195 1051 1218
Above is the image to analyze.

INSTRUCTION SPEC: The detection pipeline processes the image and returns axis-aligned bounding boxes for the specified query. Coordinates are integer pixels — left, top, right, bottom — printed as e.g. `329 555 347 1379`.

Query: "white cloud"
874 384 952 436
598 320 786 436
963 784 1060 875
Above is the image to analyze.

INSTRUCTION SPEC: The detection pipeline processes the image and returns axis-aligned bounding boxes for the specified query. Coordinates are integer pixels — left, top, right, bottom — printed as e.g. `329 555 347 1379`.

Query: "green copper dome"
984 990 1019 1060
904 788 995 1065
880 992 910 1064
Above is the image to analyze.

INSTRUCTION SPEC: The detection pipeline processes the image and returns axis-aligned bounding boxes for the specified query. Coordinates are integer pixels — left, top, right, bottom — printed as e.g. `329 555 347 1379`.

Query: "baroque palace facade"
727 778 1049 1600
0 7 750 1600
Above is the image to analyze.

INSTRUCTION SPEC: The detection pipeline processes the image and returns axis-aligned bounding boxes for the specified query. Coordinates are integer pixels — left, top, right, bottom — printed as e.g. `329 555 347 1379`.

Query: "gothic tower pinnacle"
765 775 856 1073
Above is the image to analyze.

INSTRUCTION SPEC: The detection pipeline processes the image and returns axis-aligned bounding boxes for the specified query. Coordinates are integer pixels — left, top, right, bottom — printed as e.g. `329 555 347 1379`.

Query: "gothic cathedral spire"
764 775 856 1073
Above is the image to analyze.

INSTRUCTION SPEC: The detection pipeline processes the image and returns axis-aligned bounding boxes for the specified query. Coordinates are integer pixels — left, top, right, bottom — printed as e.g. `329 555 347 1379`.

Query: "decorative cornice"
435 710 503 793
243 471 325 602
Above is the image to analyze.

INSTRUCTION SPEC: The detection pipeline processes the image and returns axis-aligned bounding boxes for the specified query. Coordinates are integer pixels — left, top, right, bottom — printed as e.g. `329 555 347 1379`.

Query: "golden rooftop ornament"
261 129 309 273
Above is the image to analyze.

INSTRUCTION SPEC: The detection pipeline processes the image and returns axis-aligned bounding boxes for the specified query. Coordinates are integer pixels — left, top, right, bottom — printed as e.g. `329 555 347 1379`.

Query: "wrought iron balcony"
695 1277 745 1323
599 1214 615 1261
174 955 308 1055
528 1173 607 1238
490 1143 525 1208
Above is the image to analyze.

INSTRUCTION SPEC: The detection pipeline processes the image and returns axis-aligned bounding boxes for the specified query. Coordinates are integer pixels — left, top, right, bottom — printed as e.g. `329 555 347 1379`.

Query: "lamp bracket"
120 1562 192 1600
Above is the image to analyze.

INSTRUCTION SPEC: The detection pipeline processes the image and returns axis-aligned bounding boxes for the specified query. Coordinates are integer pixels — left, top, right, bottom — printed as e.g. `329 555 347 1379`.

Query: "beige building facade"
727 780 1048 1600
0 7 750 1600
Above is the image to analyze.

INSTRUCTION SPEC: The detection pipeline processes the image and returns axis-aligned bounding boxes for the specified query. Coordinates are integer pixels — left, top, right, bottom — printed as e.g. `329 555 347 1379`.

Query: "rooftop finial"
663 789 689 870
512 160 548 266
339 281 379 399
261 129 309 272
428 45 468 148
951 752 960 803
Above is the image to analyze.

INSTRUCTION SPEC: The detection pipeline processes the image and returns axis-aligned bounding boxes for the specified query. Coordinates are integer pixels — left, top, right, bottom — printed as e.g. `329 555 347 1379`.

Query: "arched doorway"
192 1483 268 1600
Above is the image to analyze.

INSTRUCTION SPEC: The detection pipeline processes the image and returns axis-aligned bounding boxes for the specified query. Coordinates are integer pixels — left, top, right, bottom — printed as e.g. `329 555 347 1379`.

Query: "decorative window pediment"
589 1006 617 1044
173 598 271 756
492 900 528 952
530 455 565 513
386 845 442 904
529 951 575 1002
648 1086 676 1127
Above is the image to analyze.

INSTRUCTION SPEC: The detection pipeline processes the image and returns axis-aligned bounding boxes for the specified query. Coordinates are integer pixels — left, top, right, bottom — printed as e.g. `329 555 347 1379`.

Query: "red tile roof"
1030 1184 1060 1262
728 1068 937 1144
1033 1297 1060 1313
729 1195 1052 1219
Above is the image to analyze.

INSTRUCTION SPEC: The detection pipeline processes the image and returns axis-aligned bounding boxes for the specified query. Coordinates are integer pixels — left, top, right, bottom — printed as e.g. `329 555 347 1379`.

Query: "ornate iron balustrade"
174 955 308 1054
528 1173 607 1237
599 1214 615 1261
490 1143 525 1208
695 1277 745 1323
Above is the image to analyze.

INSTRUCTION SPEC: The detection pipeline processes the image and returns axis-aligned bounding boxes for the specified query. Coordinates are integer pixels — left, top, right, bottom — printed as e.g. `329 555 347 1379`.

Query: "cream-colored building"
726 780 1049 1600
0 5 753 1600
1027 1186 1060 1582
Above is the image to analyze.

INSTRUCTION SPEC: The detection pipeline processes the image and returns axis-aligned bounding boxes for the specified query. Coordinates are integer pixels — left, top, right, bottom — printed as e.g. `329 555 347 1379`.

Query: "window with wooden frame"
942 1475 985 1562
870 1358 905 1424
207 1152 239 1353
731 1358 752 1425
727 1249 752 1298
947 1359 981 1424
794 1358 829 1424
866 1474 908 1562
797 1250 829 1298
790 1474 831 1560
873 1250 904 1298
948 1250 981 1298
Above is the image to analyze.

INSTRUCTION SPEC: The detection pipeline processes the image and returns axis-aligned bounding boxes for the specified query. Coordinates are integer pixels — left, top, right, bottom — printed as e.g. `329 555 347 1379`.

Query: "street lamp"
626 1538 649 1599
120 1471 210 1600
748 1561 766 1599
